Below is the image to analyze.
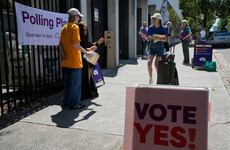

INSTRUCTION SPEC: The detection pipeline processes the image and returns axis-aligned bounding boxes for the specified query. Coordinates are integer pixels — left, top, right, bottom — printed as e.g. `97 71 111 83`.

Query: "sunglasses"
84 29 88 31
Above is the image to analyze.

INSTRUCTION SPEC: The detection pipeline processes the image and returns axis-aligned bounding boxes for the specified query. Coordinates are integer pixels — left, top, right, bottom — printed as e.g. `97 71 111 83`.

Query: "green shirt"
183 27 191 34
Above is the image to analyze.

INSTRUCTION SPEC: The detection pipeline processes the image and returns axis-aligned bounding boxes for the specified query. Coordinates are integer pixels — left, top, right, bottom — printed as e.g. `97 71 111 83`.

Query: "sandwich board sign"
124 85 208 150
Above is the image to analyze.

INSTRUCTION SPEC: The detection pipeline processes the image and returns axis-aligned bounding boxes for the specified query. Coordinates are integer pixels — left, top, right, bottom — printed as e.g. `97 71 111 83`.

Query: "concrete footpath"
1 43 230 150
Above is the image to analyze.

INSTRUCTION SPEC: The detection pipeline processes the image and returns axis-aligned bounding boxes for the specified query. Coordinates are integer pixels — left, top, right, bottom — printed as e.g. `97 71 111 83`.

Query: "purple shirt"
180 26 191 42
140 27 148 41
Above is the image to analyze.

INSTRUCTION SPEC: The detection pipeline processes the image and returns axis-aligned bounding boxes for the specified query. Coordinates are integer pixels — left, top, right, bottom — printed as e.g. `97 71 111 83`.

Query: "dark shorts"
148 42 164 57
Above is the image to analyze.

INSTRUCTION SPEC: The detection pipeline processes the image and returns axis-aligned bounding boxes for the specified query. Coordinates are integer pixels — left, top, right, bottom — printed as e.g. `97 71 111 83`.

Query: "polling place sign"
193 41 213 67
15 2 68 45
124 85 209 150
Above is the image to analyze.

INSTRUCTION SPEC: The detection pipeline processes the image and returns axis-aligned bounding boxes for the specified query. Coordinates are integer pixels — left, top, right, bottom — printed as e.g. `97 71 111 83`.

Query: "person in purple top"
146 13 167 84
180 20 192 64
139 22 148 59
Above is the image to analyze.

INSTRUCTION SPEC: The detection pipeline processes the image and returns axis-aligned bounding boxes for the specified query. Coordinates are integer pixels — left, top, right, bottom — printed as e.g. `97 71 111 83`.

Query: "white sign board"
124 85 209 150
200 14 204 20
94 8 99 22
161 1 167 24
15 2 68 46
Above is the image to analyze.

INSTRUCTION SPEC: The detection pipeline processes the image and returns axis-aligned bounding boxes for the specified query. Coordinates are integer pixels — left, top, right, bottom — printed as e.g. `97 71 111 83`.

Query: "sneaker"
69 104 85 109
149 77 153 84
141 55 148 60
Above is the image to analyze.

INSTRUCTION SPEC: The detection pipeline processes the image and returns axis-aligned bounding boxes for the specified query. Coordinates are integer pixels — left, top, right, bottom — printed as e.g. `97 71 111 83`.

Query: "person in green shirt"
180 20 192 64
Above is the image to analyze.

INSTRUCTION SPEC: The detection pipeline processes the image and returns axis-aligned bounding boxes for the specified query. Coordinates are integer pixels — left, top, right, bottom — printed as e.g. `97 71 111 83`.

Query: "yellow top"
60 23 82 68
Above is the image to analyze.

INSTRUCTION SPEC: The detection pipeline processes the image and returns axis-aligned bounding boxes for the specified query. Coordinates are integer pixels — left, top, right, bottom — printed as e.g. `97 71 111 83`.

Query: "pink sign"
124 85 209 150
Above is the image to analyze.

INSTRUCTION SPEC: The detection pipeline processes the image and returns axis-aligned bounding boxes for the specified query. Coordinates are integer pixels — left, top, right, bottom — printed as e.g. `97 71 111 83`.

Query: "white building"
80 0 183 68
4 0 149 69
81 0 149 68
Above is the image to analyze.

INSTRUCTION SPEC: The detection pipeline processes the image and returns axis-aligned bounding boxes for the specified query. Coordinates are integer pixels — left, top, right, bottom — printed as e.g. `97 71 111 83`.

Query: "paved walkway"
1 43 230 150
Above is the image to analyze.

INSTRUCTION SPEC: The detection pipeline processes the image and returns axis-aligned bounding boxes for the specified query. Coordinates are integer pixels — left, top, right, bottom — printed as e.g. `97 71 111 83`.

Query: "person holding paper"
78 22 104 100
59 8 93 109
147 13 168 84
138 22 148 59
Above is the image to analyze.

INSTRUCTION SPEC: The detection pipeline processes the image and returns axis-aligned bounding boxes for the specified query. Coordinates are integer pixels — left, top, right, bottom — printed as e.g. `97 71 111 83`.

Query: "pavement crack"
223 121 230 125
15 121 124 137
210 121 230 127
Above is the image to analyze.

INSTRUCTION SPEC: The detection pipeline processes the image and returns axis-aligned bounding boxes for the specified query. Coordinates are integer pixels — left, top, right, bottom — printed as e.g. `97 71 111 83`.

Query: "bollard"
106 43 115 68
104 31 115 68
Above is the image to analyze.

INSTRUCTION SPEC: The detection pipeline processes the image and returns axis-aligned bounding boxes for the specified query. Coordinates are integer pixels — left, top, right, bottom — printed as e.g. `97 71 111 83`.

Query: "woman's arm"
72 41 93 57
93 37 104 46
148 35 167 42
87 46 97 51
90 37 105 51
157 36 167 42
183 32 192 40
97 37 104 45
139 32 146 38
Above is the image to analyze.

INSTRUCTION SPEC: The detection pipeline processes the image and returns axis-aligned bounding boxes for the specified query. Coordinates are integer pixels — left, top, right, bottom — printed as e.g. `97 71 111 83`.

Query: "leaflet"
83 51 100 65
153 34 166 43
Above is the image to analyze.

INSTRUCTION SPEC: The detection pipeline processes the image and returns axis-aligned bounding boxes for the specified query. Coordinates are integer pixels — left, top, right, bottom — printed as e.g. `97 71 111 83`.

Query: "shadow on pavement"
0 93 101 130
51 99 101 128
102 68 119 78
120 59 138 65
0 99 54 130
102 59 138 78
213 45 230 49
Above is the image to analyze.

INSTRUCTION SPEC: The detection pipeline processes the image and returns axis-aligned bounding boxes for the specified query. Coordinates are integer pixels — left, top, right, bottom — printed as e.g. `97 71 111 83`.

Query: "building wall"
80 0 93 44
107 1 119 67
137 0 148 55
128 0 137 59
148 0 162 11
148 5 156 25
80 0 149 66
137 0 148 23
80 1 87 24
119 0 129 60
